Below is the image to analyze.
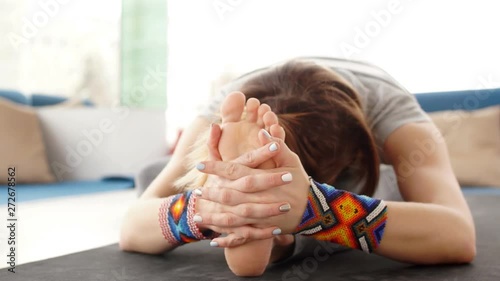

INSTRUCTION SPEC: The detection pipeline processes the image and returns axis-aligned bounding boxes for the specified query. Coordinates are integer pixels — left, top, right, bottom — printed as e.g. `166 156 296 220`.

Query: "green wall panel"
121 0 167 109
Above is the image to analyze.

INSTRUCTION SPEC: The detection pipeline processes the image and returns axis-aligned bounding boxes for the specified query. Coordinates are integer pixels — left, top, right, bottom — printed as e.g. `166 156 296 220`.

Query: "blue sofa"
0 91 167 202
415 88 500 113
414 87 500 192
0 89 94 107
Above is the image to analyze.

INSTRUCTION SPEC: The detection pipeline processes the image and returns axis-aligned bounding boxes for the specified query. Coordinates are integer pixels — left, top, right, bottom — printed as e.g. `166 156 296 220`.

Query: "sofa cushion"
0 98 55 184
0 89 29 105
36 107 167 181
31 94 68 107
429 105 500 187
0 178 134 202
415 88 500 113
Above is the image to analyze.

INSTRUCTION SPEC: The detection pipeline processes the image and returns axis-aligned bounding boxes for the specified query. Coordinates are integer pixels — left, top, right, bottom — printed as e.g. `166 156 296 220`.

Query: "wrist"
158 191 219 245
294 177 388 253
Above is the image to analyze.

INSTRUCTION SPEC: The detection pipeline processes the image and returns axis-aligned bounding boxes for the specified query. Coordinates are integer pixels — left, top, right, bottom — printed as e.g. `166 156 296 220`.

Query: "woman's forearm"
376 201 476 264
119 198 179 254
294 178 475 264
120 117 212 253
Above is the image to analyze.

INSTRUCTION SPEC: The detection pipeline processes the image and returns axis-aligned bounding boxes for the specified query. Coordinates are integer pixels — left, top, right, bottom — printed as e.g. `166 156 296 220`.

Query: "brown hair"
240 60 379 196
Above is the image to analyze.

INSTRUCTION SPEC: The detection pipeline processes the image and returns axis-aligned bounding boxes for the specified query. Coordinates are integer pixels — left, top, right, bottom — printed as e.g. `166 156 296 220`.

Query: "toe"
270 124 286 140
257 104 271 127
263 111 279 131
245 98 260 122
221 92 246 123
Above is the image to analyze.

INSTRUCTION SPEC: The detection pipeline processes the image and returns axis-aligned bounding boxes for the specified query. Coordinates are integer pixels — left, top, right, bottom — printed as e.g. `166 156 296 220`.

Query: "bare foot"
218 92 280 166
218 92 295 275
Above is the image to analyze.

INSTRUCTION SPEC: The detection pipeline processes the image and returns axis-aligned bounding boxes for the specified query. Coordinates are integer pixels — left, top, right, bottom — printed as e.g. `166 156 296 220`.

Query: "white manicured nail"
210 241 219 247
261 129 272 139
193 215 202 223
272 228 282 235
269 143 278 152
281 173 293 182
193 189 202 196
279 203 291 212
196 163 205 170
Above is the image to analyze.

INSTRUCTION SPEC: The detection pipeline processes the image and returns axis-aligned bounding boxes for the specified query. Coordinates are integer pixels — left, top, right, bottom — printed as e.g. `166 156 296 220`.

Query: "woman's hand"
195 129 311 247
193 124 292 242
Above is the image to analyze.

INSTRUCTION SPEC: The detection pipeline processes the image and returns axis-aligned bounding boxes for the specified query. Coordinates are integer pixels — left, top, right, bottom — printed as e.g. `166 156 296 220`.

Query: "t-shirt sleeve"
317 61 430 138
362 76 431 149
338 73 429 163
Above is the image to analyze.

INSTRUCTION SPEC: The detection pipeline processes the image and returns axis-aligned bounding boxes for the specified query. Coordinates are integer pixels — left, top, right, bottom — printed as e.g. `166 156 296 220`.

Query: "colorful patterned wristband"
295 178 388 253
158 191 220 245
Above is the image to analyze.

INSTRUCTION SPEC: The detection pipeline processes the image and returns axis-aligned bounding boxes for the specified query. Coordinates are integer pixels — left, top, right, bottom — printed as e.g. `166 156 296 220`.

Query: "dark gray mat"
2 194 499 281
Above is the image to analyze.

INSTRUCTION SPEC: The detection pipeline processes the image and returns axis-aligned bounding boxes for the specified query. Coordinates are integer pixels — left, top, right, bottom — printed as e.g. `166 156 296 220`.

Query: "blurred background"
1 0 499 142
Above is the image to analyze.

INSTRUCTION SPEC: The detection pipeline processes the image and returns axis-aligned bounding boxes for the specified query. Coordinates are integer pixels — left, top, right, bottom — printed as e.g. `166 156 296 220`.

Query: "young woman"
120 58 476 276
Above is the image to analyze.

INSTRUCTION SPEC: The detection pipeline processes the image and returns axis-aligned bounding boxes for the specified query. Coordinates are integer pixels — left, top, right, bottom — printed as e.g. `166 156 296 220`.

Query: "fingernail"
193 214 202 223
196 163 205 170
261 129 272 139
272 228 282 235
269 143 278 152
193 189 202 196
281 173 293 182
279 203 291 212
210 241 219 247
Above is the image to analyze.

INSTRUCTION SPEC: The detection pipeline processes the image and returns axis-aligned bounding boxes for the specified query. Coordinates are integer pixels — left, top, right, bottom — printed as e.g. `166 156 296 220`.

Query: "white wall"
0 0 121 105
166 0 500 142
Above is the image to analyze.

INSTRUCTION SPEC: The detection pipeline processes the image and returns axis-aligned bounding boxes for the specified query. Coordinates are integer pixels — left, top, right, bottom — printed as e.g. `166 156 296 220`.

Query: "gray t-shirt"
200 57 430 166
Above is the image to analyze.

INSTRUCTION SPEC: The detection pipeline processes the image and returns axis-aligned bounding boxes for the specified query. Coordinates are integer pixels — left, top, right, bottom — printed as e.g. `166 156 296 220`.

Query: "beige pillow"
0 99 55 184
429 106 500 187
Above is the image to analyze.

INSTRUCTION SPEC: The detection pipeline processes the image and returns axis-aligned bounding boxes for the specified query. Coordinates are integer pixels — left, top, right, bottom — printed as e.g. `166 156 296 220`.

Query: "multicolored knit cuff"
295 178 388 253
158 191 220 246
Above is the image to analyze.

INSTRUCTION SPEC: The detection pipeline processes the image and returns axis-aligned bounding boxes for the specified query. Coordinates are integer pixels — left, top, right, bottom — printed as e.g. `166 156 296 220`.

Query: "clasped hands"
193 124 311 248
